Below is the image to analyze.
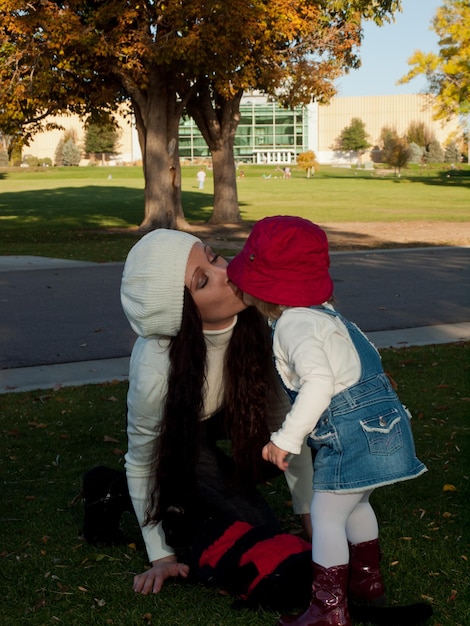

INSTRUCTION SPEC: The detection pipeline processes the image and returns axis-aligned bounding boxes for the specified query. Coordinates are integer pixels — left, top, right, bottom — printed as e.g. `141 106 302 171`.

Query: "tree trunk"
132 73 188 232
210 133 240 224
187 83 242 224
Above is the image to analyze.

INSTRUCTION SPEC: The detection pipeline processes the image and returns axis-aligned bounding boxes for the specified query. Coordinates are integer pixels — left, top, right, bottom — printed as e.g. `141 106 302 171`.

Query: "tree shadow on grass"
0 186 216 231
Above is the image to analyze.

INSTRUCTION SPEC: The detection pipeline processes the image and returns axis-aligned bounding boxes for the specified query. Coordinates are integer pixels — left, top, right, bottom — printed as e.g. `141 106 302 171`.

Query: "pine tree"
62 139 81 166
409 142 424 164
444 142 460 164
85 123 119 162
425 139 444 164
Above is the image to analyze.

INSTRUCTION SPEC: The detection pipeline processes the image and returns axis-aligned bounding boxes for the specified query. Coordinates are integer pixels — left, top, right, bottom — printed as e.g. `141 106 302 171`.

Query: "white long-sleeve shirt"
270 304 362 455
125 319 313 563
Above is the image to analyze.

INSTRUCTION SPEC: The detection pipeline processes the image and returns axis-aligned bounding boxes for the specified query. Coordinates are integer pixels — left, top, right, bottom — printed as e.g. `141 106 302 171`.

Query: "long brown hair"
145 289 276 524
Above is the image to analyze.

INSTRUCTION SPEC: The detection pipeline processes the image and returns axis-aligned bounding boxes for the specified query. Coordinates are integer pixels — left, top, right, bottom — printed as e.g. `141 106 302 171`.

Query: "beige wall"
316 94 461 164
26 111 140 165
25 115 84 163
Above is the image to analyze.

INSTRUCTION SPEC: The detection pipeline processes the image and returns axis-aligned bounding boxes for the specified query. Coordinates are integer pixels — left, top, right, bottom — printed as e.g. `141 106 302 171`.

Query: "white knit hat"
120 229 201 337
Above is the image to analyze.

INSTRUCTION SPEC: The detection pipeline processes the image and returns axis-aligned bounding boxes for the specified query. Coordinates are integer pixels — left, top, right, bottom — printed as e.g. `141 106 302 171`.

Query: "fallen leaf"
448 589 457 601
443 484 457 492
88 553 117 562
104 435 119 443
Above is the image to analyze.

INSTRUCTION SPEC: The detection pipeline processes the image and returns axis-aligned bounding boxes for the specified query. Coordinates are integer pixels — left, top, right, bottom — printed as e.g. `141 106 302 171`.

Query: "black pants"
163 411 282 552
195 412 282 532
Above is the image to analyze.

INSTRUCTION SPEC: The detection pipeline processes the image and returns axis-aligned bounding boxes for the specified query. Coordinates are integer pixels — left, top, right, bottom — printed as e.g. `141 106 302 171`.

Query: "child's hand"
262 441 289 471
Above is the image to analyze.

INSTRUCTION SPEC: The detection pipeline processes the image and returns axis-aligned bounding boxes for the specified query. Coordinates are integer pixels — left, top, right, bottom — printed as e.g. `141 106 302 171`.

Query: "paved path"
1 247 469 393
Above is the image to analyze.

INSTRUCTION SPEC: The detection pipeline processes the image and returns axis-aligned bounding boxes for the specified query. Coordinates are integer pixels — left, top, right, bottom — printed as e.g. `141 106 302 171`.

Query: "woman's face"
185 242 247 330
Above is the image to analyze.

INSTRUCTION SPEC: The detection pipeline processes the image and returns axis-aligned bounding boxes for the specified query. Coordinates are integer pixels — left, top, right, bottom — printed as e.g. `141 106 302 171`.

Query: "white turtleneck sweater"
125 319 313 563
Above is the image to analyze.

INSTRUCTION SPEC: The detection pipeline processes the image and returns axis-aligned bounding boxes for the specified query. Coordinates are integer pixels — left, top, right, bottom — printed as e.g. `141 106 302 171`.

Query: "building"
25 93 462 166
314 94 461 165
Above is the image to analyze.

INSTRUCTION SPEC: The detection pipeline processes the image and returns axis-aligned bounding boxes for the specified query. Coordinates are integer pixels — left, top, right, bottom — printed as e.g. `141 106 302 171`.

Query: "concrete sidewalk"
1 247 469 394
1 322 469 394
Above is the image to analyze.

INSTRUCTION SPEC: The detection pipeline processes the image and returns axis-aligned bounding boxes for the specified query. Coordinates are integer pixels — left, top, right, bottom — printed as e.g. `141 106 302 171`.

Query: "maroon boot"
278 562 351 626
348 539 386 606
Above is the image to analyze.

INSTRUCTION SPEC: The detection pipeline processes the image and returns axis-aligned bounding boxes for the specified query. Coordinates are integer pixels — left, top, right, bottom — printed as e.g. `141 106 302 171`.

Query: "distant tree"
444 142 461 163
296 151 319 178
337 117 371 154
0 129 23 163
84 123 120 163
399 0 470 120
54 141 65 167
55 130 79 166
0 150 8 166
62 139 81 166
409 142 425 164
424 139 444 163
406 121 435 149
379 126 399 164
23 155 52 167
10 143 22 166
387 136 412 175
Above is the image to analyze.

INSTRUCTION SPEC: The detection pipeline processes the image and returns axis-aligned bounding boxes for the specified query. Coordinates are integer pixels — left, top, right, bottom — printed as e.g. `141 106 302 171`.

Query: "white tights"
310 490 379 568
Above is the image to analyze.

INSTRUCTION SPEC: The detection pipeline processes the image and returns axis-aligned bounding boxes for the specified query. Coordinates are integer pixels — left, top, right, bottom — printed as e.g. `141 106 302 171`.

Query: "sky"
335 0 442 97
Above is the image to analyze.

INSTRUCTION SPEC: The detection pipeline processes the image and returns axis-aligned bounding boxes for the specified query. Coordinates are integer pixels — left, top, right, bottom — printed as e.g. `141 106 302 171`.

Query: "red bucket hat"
227 216 333 307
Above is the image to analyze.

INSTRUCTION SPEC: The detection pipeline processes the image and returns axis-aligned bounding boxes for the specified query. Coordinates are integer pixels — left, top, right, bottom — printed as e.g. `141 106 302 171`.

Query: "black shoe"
82 466 132 546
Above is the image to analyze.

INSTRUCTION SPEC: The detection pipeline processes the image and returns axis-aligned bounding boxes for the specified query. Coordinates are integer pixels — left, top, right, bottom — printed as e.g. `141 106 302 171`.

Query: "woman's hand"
132 555 190 595
262 441 289 471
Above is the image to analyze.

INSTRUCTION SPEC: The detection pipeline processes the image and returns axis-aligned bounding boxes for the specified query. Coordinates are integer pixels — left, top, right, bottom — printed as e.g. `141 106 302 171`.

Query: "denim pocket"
308 412 338 452
359 409 403 455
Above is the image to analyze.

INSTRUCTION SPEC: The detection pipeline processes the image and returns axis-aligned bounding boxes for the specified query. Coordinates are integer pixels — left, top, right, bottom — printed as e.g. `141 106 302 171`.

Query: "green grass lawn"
1 164 469 261
1 342 468 625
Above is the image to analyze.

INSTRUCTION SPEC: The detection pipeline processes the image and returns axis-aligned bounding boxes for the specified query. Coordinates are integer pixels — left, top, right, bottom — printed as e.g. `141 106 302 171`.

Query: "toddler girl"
227 216 427 626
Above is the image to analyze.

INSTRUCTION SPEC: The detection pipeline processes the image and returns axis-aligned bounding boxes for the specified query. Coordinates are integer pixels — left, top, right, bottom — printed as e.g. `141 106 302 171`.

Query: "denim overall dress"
275 307 427 493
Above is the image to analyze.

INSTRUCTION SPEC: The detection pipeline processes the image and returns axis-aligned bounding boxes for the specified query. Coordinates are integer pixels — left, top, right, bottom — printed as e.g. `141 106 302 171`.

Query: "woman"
119 228 314 602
